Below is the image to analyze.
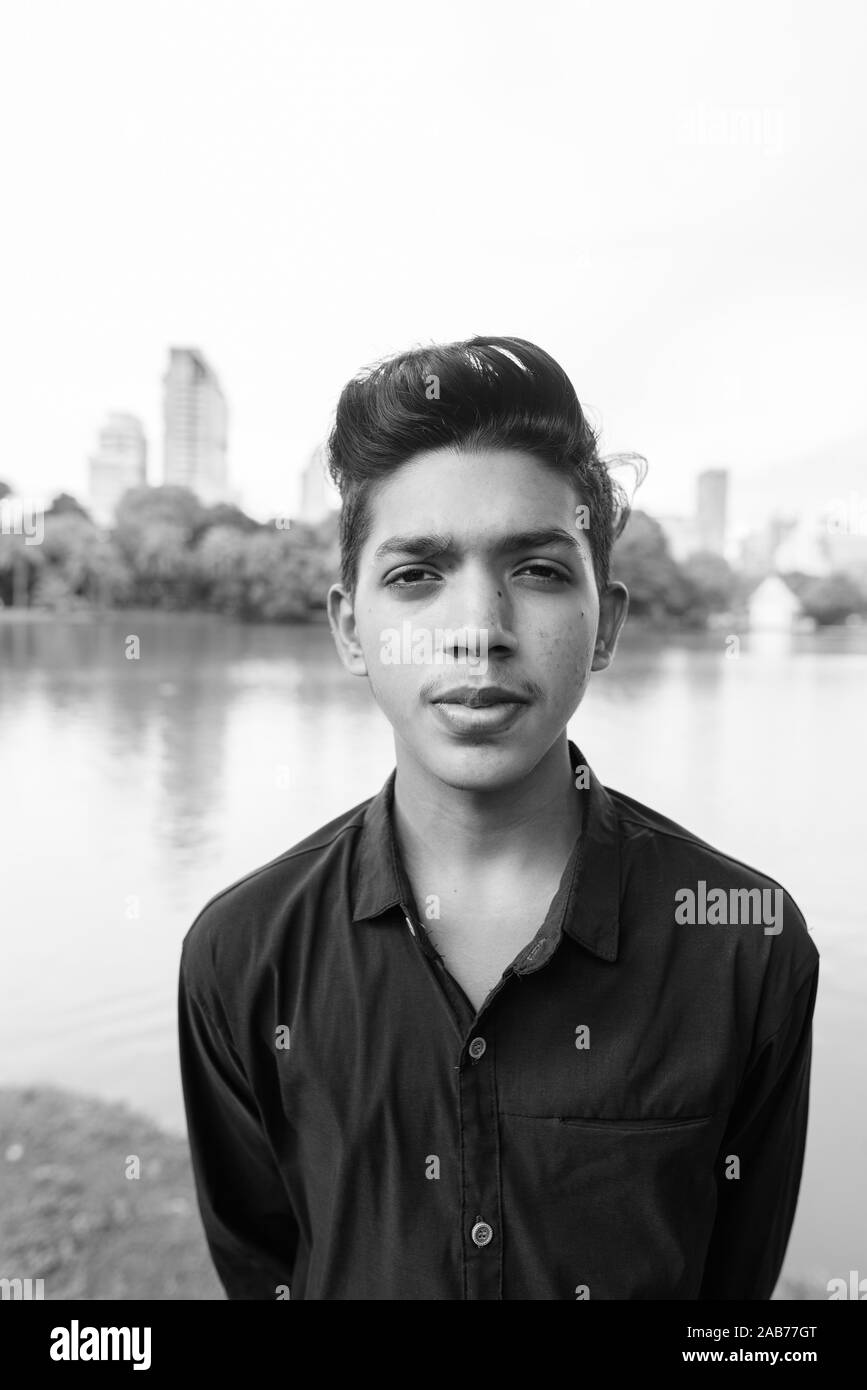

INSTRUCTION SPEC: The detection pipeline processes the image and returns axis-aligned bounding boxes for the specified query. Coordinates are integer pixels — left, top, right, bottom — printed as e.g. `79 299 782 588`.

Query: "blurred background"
1 0 865 1299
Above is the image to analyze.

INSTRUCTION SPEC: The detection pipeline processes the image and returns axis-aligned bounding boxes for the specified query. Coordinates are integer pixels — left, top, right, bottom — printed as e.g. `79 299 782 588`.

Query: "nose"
436 562 518 663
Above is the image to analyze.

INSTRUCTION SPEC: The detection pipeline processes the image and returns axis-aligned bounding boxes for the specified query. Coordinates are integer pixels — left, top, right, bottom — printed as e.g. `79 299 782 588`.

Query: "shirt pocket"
498 1110 724 1299
554 1113 711 1132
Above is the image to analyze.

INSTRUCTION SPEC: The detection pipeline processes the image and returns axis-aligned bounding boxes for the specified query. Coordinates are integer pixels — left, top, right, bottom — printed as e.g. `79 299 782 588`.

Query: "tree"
195 525 252 616
39 513 95 598
796 572 864 626
243 532 311 621
0 531 45 607
113 486 205 607
47 492 93 521
611 510 693 619
196 502 262 539
114 485 207 538
31 511 132 608
680 550 737 616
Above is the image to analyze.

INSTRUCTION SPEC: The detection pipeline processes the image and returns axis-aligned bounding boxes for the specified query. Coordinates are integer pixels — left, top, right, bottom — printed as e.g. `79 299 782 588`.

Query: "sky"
1 0 865 533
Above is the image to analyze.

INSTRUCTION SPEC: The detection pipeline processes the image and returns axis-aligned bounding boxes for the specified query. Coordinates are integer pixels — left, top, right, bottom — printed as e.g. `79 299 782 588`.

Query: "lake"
1 610 865 1292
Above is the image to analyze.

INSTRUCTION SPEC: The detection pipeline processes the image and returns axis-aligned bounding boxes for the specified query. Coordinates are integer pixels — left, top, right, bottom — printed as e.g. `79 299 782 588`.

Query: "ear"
327 583 369 677
591 581 629 672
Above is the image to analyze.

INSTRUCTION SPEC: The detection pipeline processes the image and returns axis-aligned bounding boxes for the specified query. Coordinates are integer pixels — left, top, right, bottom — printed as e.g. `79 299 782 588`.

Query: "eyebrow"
372 528 584 562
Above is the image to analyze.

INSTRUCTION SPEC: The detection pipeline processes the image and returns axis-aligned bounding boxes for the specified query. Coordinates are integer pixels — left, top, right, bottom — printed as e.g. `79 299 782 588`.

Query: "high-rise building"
696 468 728 555
88 412 147 526
163 348 228 505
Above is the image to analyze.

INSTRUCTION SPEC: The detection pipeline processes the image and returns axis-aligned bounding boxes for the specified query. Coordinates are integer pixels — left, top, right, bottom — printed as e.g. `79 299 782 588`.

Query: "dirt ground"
0 1086 223 1299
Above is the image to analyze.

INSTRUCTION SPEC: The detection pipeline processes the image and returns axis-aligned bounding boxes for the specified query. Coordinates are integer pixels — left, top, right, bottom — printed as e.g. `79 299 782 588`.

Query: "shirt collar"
350 739 621 963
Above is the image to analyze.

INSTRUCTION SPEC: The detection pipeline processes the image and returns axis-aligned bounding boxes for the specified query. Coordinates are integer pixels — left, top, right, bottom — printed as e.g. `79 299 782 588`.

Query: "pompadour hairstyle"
326 334 643 594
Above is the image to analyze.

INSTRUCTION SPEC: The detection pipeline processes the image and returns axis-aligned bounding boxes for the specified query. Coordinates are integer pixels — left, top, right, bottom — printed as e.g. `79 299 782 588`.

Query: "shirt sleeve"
698 957 819 1300
178 939 300 1300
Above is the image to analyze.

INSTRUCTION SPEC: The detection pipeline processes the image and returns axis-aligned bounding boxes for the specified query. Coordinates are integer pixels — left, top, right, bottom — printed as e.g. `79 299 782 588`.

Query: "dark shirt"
178 741 819 1300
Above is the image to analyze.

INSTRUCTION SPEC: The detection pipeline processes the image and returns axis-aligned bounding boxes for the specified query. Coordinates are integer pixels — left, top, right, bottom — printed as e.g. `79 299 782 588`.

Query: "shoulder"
606 783 819 1021
179 792 373 1004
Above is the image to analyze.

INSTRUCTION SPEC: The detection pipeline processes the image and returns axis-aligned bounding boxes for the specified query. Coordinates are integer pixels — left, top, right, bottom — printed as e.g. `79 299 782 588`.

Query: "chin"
420 738 541 792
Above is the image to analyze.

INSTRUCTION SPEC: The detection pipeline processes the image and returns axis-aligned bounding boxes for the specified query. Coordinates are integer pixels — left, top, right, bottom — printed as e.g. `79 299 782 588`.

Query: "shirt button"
471 1220 493 1247
468 1037 486 1061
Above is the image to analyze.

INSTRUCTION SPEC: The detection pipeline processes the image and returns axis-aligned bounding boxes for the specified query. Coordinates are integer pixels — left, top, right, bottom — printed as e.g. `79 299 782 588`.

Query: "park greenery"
609 509 866 627
0 484 339 622
0 481 864 626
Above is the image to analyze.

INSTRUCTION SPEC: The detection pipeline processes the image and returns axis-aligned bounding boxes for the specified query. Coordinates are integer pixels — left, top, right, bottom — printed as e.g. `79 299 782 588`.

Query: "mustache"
419 674 546 703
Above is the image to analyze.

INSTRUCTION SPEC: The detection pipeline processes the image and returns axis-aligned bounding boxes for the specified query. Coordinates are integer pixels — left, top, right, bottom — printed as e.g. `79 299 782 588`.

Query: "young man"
178 335 819 1301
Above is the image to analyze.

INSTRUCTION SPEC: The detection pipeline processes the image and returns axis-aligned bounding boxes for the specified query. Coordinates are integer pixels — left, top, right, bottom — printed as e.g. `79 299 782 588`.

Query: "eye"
384 566 441 587
514 562 570 583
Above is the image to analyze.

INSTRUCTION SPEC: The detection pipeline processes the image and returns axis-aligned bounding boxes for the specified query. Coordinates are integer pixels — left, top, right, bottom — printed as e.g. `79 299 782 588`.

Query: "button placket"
459 1030 502 1298
401 906 469 1044
402 903 503 1298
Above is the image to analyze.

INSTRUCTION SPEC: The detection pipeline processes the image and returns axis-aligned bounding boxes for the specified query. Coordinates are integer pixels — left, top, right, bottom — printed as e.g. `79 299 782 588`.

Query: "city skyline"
7 403 865 559
8 427 865 593
1 3 864 535
8 355 865 536
10 339 864 545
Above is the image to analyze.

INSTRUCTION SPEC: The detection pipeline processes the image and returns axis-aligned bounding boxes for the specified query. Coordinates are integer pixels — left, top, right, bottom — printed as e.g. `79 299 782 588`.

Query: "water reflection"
1 611 865 1292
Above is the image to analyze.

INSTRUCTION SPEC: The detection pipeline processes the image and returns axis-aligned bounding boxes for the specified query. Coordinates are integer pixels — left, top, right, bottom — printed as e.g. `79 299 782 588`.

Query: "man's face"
328 447 628 790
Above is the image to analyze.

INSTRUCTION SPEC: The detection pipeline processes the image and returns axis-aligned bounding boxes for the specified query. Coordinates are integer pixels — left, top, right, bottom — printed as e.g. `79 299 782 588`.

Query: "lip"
430 685 529 708
429 697 528 737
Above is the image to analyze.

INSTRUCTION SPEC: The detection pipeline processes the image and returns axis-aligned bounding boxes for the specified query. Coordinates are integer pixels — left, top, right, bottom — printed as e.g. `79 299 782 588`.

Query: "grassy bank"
0 1086 222 1299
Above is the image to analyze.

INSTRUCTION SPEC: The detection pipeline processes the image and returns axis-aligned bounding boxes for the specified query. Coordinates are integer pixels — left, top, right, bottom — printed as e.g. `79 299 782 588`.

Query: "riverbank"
0 1086 222 1299
1 1085 826 1300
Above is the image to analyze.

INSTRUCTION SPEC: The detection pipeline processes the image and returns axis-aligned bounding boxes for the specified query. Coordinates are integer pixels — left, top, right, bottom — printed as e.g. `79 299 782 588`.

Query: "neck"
392 736 582 874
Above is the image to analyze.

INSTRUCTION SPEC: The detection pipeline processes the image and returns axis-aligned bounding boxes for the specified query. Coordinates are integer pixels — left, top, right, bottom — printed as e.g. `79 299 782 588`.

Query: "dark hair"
326 334 642 595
